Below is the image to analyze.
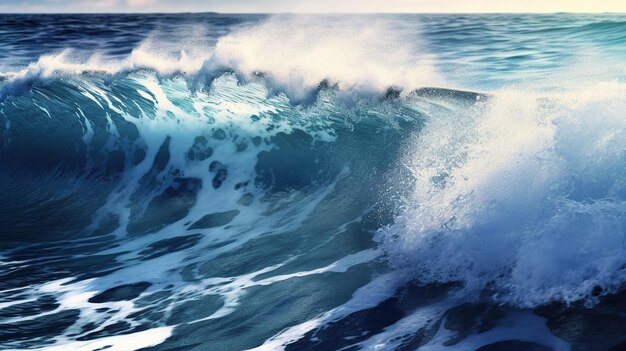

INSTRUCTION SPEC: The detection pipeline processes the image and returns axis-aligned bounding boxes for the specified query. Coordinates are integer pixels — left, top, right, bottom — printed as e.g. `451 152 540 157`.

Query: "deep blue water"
0 13 625 351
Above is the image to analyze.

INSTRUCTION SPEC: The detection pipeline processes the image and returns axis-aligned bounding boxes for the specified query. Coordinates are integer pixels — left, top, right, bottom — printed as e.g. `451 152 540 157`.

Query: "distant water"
0 13 625 351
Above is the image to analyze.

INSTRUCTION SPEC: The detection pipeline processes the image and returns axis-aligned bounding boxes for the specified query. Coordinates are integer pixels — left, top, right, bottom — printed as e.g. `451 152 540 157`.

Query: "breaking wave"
1 13 625 351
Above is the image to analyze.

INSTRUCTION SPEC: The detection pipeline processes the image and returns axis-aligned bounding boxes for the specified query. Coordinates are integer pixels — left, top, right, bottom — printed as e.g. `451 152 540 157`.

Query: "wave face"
1 13 626 351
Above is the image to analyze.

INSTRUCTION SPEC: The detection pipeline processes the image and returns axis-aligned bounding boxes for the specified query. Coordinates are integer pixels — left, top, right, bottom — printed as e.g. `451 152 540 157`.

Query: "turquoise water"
0 13 625 351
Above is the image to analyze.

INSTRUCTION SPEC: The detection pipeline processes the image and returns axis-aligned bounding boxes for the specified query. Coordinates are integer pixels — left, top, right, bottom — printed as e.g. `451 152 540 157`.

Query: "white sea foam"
7 327 173 351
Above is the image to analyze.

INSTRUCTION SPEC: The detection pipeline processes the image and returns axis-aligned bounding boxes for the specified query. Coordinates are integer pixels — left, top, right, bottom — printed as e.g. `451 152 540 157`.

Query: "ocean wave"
1 14 626 349
3 64 624 311
0 71 624 351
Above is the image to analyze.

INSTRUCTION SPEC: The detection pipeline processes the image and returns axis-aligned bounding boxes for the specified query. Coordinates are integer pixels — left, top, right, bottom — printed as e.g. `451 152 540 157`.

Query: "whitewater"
0 13 625 351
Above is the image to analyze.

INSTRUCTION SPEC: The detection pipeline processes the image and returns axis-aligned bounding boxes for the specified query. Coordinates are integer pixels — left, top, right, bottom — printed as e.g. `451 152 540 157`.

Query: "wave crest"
1 15 442 103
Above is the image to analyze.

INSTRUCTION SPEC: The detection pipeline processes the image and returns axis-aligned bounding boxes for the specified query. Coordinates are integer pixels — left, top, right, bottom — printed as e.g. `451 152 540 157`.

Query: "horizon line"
1 10 624 14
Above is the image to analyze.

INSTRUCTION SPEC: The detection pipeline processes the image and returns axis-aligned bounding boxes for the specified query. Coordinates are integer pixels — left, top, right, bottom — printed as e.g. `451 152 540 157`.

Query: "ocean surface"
0 13 625 351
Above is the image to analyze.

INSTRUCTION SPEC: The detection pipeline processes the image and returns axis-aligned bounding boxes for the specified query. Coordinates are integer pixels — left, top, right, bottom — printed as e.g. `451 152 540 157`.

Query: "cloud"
77 0 120 8
126 0 158 7
67 0 156 10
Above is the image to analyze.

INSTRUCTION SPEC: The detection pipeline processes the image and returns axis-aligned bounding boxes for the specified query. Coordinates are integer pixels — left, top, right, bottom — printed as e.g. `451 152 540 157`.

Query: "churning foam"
379 82 626 307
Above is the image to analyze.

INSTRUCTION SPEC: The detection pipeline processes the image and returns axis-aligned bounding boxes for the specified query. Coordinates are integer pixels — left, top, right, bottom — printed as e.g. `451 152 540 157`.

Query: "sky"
1 0 626 13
